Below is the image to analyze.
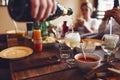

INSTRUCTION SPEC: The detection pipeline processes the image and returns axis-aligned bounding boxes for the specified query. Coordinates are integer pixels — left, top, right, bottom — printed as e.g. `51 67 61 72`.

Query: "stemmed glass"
64 31 81 64
101 34 119 62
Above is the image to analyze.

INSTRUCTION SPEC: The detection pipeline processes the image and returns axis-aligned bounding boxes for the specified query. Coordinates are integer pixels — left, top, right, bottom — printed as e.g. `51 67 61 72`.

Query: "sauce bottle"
33 23 42 52
62 21 68 37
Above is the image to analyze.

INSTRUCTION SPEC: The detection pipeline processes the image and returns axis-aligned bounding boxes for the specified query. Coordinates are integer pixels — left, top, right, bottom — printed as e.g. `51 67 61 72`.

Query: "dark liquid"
78 57 98 62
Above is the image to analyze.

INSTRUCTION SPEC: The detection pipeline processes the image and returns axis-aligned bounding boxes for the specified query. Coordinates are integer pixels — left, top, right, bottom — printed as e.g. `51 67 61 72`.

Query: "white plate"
0 46 33 59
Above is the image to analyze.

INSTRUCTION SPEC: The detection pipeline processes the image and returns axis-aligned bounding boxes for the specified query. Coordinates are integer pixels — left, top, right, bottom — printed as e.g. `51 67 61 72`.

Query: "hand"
77 18 85 26
103 8 120 24
111 9 120 25
103 10 112 21
30 0 56 22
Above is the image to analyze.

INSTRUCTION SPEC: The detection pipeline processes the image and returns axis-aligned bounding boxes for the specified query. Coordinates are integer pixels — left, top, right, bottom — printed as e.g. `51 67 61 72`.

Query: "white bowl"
74 53 102 70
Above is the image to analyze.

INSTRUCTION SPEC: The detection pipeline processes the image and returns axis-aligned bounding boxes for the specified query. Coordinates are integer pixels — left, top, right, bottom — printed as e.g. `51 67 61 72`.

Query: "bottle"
62 21 68 36
113 0 119 8
26 23 33 39
24 23 33 47
8 0 73 22
40 22 48 40
33 23 42 52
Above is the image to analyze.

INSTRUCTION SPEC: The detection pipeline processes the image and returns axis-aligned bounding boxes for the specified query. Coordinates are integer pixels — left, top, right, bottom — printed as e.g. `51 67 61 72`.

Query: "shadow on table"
0 59 11 80
0 68 11 80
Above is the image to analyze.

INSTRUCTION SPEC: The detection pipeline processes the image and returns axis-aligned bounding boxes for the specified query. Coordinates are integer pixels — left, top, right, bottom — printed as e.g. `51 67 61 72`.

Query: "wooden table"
9 46 83 80
9 46 120 80
3 34 120 80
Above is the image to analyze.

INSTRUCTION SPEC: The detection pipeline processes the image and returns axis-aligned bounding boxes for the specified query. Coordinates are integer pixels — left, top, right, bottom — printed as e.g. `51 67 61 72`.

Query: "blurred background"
0 0 119 33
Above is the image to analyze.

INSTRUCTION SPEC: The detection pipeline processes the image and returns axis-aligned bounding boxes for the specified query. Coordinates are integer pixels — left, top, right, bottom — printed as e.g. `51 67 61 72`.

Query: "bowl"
74 53 102 70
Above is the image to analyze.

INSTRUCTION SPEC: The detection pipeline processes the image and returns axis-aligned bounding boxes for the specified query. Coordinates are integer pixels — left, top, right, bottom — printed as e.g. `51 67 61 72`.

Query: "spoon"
81 43 86 60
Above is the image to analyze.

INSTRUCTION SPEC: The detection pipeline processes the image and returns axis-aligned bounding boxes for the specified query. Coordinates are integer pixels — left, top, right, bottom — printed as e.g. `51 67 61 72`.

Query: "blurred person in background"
99 0 120 35
74 2 99 34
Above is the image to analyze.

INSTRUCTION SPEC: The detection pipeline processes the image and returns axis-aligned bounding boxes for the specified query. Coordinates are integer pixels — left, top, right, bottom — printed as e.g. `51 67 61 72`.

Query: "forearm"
83 25 94 33
113 15 120 25
98 20 108 34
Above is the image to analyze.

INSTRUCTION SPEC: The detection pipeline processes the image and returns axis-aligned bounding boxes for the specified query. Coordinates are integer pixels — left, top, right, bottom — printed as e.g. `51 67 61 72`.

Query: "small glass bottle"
62 21 68 37
33 23 42 52
40 22 48 40
26 23 33 39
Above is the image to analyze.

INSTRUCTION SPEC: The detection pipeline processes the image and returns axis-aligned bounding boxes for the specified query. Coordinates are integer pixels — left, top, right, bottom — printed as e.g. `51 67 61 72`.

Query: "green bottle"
40 22 48 40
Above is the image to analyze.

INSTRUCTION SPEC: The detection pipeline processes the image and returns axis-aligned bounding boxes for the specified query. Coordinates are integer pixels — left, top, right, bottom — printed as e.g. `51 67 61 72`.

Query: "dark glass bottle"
62 21 68 36
113 0 119 8
26 23 33 39
8 0 73 22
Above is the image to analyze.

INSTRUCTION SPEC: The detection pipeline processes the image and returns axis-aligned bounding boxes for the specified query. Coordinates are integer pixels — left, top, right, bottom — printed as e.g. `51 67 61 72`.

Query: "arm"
73 18 84 31
103 8 120 25
111 9 120 25
98 20 108 34
73 18 93 33
83 24 94 33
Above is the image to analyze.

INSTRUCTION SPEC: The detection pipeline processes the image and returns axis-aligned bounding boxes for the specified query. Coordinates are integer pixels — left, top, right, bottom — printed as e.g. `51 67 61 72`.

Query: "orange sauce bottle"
33 23 42 52
33 29 42 40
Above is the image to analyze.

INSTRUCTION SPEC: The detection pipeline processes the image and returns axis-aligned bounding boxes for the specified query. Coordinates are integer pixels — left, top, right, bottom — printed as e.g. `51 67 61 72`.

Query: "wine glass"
64 31 81 64
101 34 119 62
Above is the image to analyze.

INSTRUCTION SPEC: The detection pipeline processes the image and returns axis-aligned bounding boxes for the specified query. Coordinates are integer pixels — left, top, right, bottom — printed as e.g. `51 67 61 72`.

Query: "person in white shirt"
99 8 120 35
74 2 99 34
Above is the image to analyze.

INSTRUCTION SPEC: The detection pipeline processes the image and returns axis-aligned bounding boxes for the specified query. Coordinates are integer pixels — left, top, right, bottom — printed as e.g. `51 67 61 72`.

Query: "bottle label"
34 40 42 52
63 9 67 15
34 40 42 43
33 29 42 40
42 30 48 37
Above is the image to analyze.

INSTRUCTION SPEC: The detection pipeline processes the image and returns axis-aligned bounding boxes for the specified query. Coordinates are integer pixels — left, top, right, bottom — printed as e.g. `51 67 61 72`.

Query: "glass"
64 31 81 64
101 34 119 62
59 45 71 59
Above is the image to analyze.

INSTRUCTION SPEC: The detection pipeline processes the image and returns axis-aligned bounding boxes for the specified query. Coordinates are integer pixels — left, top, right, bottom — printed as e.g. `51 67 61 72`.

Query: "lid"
67 8 73 15
33 22 40 29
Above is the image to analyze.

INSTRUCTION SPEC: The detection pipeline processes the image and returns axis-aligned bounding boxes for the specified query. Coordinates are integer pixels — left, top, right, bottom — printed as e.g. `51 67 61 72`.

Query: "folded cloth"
11 55 60 72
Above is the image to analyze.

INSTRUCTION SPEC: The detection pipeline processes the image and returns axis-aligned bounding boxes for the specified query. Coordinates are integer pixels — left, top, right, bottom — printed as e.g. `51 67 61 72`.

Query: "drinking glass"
101 34 119 62
64 31 81 64
59 44 71 59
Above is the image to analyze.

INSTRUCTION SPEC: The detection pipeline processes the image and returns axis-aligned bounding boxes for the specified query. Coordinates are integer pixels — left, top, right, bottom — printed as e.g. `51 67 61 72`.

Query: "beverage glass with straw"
64 31 81 64
101 18 120 62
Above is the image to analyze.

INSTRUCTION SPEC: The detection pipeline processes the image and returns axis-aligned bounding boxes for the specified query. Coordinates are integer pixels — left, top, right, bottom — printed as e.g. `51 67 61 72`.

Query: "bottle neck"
63 8 73 15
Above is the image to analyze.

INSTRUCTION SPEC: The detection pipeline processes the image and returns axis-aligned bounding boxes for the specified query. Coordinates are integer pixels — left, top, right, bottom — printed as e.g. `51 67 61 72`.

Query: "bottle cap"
67 8 73 15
